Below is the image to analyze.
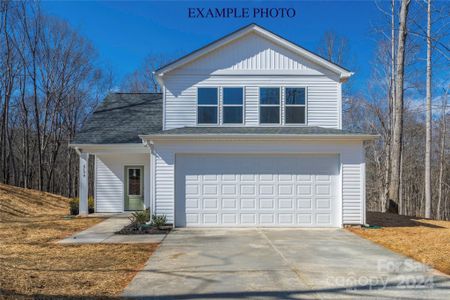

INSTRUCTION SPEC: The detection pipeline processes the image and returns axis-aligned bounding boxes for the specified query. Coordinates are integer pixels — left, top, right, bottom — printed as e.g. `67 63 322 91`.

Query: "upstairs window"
285 88 306 124
223 88 243 124
197 88 218 124
259 87 280 124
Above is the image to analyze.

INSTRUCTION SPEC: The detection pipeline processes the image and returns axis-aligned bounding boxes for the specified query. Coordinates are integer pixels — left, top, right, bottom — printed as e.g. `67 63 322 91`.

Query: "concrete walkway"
123 229 450 299
58 213 166 244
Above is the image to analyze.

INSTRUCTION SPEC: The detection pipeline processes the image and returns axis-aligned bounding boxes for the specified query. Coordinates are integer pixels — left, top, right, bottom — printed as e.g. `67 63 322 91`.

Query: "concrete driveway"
123 229 450 299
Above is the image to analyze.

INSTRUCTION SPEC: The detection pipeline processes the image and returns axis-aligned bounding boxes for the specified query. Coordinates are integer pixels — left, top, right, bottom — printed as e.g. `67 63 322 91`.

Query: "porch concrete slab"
123 228 450 299
58 213 166 244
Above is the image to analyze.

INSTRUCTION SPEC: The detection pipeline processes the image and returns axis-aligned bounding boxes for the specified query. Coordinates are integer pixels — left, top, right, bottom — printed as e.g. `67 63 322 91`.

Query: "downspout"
142 138 156 223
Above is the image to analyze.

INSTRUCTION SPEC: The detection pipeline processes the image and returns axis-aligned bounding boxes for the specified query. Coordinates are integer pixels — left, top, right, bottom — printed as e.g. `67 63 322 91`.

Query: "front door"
125 166 144 211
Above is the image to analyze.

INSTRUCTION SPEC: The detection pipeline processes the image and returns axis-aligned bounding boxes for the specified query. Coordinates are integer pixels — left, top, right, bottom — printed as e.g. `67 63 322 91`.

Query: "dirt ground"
0 184 157 299
348 212 450 275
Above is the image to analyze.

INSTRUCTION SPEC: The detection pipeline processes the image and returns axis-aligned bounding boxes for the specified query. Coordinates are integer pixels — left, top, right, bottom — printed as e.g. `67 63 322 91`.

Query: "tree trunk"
424 0 432 218
388 0 410 213
437 90 447 219
383 0 397 213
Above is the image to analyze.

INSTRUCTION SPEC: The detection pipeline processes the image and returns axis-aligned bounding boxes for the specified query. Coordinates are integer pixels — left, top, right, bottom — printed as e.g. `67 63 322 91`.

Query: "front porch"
72 144 153 216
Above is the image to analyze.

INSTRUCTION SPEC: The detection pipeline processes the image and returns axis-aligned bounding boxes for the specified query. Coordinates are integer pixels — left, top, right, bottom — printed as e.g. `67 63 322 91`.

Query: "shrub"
129 209 150 228
69 197 95 215
151 214 167 229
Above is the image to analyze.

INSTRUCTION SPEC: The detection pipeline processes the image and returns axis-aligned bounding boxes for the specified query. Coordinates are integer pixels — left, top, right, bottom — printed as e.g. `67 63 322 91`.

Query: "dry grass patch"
348 212 450 275
0 184 157 299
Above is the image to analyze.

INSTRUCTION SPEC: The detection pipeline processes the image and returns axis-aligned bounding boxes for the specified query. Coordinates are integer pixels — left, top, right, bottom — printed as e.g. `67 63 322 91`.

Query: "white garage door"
175 154 339 227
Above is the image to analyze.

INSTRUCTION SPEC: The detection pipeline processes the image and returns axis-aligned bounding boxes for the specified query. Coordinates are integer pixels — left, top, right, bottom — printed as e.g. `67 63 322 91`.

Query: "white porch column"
150 145 156 216
79 152 89 216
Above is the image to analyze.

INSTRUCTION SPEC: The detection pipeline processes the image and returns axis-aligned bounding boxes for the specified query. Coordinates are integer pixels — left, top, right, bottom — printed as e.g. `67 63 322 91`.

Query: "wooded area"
0 1 448 219
0 2 112 197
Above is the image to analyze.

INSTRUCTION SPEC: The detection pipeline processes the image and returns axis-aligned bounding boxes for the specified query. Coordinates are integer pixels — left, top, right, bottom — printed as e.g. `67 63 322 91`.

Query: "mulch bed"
116 224 172 235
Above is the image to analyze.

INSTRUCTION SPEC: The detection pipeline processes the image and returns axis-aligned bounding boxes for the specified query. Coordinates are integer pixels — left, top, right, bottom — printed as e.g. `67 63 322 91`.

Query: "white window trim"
221 87 245 125
259 87 282 126
196 87 219 126
284 86 308 126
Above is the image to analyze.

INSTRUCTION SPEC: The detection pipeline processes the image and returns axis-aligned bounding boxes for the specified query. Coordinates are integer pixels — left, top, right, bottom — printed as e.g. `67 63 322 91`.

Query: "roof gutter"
139 133 379 142
340 72 354 82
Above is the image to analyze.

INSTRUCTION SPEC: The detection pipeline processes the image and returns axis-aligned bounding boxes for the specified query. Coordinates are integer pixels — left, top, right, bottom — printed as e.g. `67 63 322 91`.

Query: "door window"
128 168 141 196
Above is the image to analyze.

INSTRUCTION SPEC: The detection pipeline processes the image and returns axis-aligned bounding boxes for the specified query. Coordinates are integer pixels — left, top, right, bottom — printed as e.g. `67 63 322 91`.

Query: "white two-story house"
70 24 376 228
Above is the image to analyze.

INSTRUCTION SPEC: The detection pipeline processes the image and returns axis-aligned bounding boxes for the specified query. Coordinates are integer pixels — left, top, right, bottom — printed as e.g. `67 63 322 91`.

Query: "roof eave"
139 133 379 142
69 143 146 149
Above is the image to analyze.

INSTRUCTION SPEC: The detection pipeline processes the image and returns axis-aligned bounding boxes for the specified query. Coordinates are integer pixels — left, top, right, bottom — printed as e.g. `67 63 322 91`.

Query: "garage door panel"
316 197 332 209
185 198 200 209
241 198 256 209
260 198 275 209
203 214 218 224
297 198 313 209
297 185 313 196
316 214 331 224
279 213 294 224
241 213 256 224
279 198 294 209
222 214 237 224
176 154 339 227
297 213 313 224
260 213 275 225
222 198 238 209
259 185 274 196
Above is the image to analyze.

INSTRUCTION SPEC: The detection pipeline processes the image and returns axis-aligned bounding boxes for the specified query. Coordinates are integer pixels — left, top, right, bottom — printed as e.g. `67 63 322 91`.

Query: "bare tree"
0 1 111 197
318 31 350 66
121 53 169 93
437 88 447 219
388 0 411 213
424 0 432 218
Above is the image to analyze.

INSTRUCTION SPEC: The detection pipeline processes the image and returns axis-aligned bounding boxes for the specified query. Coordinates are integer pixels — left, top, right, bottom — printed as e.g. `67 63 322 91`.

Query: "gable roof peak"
156 23 353 81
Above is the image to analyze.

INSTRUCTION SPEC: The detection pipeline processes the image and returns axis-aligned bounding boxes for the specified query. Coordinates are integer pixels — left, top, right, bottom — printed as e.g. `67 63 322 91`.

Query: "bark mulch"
116 224 172 235
348 212 450 275
0 183 157 299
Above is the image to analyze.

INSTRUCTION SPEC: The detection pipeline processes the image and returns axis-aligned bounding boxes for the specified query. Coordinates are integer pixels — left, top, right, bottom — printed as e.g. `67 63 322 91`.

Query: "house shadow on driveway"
3 277 450 299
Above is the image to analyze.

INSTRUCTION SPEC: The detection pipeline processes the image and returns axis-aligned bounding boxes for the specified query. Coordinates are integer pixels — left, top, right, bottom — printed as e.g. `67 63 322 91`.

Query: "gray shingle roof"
72 93 162 144
156 126 367 135
72 93 372 145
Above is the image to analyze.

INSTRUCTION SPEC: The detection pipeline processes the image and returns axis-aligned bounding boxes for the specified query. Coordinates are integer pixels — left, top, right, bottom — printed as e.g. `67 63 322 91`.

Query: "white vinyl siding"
342 164 363 224
164 75 339 129
173 32 334 75
95 154 150 213
155 151 175 223
95 156 123 212
162 32 341 130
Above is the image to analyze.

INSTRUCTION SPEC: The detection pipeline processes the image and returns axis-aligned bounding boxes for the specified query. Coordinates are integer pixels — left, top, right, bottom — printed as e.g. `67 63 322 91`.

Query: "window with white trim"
259 87 280 124
285 87 306 124
223 87 243 124
197 88 218 124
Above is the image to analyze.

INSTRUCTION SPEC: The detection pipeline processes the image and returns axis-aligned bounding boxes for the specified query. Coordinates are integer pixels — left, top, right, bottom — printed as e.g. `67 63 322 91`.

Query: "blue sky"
42 1 385 90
